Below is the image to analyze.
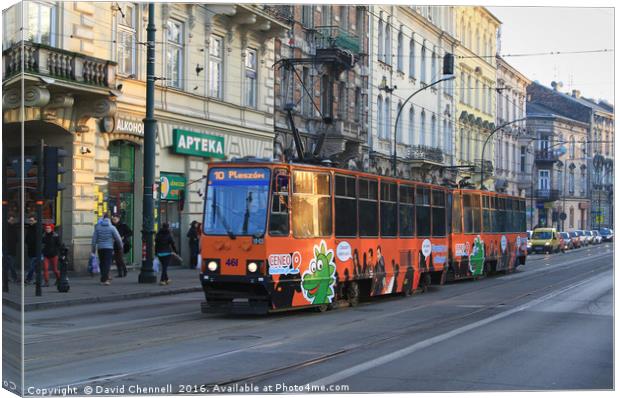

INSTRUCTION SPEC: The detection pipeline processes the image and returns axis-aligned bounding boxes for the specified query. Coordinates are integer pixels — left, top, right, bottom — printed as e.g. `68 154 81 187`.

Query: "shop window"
380 181 397 237
335 174 357 237
269 170 290 236
358 178 378 236
292 171 332 238
416 187 431 236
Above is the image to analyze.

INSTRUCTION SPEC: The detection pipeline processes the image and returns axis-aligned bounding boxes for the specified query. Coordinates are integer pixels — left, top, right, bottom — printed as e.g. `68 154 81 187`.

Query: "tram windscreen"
203 167 270 237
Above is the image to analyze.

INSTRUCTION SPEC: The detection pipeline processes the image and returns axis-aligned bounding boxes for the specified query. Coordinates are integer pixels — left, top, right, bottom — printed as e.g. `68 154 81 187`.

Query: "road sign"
559 212 567 221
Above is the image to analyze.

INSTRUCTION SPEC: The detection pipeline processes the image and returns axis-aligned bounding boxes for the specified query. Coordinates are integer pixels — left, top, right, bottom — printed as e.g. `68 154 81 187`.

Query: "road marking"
309 271 604 387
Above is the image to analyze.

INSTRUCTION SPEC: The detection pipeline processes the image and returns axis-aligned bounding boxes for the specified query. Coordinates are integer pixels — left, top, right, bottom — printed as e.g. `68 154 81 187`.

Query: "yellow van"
530 228 561 254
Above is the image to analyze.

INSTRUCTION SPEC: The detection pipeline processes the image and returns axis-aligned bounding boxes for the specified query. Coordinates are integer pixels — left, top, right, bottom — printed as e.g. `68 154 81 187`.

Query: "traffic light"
43 146 67 199
443 53 454 75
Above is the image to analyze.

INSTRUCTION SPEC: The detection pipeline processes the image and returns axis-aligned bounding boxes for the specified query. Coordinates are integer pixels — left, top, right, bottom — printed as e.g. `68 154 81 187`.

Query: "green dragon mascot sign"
301 240 337 305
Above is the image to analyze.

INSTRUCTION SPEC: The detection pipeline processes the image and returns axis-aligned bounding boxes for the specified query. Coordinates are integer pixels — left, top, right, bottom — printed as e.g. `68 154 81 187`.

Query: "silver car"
575 230 588 246
591 230 603 244
583 230 595 245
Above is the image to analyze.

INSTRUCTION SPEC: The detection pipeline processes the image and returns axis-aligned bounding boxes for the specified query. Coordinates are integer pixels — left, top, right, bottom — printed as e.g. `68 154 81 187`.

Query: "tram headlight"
207 261 219 272
247 262 258 273
246 260 263 274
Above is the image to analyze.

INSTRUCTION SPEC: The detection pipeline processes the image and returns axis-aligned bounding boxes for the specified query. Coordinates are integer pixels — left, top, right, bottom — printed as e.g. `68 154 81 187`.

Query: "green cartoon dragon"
301 241 337 305
469 235 485 276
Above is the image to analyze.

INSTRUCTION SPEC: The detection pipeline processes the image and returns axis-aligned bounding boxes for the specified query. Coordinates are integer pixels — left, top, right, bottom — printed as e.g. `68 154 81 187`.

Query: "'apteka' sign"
172 129 225 158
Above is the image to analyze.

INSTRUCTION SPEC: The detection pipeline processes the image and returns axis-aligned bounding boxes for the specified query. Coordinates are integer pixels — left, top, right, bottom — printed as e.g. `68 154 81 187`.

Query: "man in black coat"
187 221 200 269
3 215 19 282
24 216 39 284
111 215 132 277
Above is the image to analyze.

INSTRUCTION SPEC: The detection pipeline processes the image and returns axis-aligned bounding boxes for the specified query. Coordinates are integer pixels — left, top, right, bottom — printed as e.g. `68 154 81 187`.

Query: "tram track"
38 249 612 390
24 248 610 368
203 254 612 388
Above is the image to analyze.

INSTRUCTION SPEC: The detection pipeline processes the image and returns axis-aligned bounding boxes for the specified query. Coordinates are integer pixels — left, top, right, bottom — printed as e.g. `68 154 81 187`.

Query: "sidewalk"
2 266 203 312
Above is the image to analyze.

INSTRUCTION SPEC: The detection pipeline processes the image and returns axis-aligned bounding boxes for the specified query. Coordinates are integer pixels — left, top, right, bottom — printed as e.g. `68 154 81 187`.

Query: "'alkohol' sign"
172 129 225 158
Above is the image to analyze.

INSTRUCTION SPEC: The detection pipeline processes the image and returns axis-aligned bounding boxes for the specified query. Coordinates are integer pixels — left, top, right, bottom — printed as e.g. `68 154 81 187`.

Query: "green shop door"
108 141 136 264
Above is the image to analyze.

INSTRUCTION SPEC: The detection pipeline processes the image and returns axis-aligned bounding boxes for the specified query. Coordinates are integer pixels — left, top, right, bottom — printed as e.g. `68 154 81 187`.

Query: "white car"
591 230 603 244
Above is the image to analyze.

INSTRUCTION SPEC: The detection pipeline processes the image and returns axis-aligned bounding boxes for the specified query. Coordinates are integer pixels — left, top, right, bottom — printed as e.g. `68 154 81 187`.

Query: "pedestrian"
111 215 132 277
24 215 38 284
187 220 200 269
42 223 62 287
3 215 20 283
91 213 123 286
155 222 177 285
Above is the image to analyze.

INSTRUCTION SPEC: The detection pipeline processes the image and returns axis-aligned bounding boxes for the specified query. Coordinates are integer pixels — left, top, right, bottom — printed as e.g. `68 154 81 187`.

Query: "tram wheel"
347 282 360 307
315 303 332 313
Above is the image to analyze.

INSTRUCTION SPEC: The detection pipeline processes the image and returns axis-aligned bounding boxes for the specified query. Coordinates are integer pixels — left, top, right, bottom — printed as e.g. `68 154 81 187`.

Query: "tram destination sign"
172 129 225 158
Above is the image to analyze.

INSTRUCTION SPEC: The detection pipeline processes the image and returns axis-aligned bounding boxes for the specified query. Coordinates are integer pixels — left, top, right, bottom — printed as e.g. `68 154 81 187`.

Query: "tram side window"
399 185 415 237
506 199 514 232
452 193 462 233
472 194 481 233
431 189 446 237
381 182 397 237
335 174 357 237
482 196 491 233
359 178 378 236
512 198 520 232
292 171 332 238
416 187 431 236
269 169 290 236
520 200 526 231
463 194 473 233
496 198 505 232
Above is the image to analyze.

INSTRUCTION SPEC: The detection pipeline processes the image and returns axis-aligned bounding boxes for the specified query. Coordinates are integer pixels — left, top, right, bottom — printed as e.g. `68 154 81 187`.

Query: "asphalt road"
6 242 614 394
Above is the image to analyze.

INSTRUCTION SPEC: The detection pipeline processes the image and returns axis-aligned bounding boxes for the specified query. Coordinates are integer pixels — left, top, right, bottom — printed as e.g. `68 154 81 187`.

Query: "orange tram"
199 160 528 314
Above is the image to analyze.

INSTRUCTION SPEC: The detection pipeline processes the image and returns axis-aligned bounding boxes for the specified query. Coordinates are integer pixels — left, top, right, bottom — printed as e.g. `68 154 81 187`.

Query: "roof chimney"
572 90 581 98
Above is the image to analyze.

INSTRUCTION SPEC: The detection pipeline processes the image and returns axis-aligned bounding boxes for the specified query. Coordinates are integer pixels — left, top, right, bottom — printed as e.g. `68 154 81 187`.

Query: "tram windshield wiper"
212 202 236 240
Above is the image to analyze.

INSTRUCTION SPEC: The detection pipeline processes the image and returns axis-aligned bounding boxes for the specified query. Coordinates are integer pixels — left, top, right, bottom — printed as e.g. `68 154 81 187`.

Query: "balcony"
407 145 444 164
534 149 560 164
535 189 561 201
3 41 116 89
315 26 360 54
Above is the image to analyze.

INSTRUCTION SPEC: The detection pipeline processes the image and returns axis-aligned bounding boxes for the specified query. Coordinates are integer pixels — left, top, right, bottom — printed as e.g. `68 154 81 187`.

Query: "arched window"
431 115 437 148
378 20 384 62
396 101 403 142
409 106 415 145
420 110 426 146
377 95 383 138
474 79 479 109
384 96 391 140
570 136 576 158
397 31 403 71
467 129 472 161
475 29 480 54
467 75 472 105
431 49 436 80
467 22 472 48
460 71 465 102
460 128 465 161
384 22 391 65
420 45 426 83
409 39 415 78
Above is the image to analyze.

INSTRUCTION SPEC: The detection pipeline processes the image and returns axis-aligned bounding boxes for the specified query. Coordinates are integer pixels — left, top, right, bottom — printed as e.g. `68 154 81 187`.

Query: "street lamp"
479 117 528 190
390 53 455 176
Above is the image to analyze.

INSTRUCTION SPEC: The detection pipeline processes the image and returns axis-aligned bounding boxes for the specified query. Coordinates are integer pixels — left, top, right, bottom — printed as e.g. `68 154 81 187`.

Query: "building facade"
367 5 457 183
527 81 614 230
270 5 368 167
494 56 531 196
2 1 287 271
454 6 500 188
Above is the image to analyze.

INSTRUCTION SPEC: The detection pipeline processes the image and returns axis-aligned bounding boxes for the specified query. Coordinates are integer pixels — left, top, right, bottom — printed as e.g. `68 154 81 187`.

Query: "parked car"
531 228 561 254
598 227 614 242
584 230 595 245
569 231 582 248
574 230 588 246
559 232 573 251
526 230 533 254
591 230 603 244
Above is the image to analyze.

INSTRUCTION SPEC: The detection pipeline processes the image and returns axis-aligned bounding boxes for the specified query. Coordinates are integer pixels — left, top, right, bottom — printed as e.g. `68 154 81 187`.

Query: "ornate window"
165 19 184 89
209 35 223 99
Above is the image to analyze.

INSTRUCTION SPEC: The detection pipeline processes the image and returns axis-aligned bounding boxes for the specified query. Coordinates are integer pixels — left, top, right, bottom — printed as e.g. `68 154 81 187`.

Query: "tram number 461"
226 258 239 267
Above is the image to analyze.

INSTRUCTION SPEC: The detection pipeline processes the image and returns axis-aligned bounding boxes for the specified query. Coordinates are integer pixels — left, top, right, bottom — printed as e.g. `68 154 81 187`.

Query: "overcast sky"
488 6 614 104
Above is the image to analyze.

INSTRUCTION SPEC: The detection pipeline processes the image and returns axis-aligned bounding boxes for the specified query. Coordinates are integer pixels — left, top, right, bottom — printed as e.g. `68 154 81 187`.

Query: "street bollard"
57 246 70 293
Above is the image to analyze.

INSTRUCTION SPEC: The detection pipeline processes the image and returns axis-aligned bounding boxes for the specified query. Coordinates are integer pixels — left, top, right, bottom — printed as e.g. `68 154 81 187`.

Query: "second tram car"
199 160 527 314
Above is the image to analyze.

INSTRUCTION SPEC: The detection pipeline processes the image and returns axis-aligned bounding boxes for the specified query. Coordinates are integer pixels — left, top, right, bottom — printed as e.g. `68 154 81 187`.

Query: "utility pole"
139 2 157 284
